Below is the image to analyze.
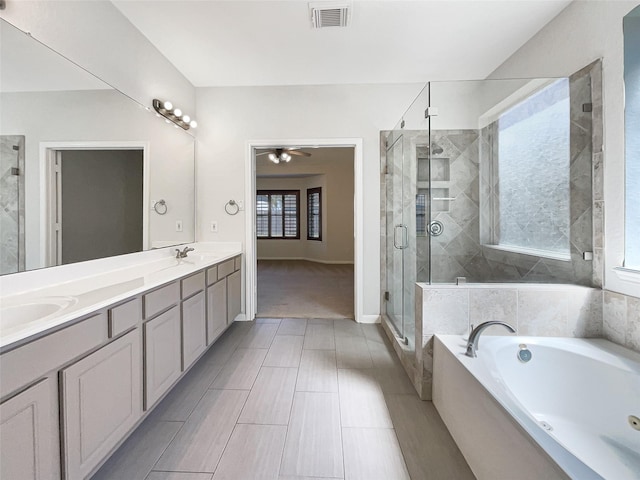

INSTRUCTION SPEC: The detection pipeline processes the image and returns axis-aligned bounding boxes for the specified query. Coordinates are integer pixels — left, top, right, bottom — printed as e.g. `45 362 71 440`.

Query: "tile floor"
92 318 475 480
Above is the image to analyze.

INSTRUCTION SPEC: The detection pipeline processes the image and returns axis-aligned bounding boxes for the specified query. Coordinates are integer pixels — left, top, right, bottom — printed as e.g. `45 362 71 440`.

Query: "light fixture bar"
152 99 197 130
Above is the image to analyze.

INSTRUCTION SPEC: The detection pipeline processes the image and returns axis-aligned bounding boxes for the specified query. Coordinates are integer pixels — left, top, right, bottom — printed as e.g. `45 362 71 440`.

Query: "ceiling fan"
256 148 311 164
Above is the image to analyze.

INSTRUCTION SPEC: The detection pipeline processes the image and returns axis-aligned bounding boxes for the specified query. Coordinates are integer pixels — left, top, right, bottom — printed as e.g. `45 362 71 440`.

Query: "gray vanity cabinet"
227 269 242 324
61 328 142 480
207 278 227 344
144 305 181 409
0 378 58 480
182 291 206 370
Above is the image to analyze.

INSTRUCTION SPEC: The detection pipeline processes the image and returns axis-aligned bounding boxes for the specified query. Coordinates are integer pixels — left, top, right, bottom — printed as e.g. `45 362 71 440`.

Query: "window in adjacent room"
494 77 571 257
256 190 300 239
307 187 322 240
624 7 640 270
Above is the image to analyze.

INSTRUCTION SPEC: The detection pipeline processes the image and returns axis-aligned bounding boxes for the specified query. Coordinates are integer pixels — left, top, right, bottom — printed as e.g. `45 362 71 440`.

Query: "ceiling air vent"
309 2 351 28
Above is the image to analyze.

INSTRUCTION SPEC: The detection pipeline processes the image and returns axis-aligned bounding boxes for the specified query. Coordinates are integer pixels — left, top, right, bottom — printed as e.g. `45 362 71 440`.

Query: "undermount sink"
0 296 78 331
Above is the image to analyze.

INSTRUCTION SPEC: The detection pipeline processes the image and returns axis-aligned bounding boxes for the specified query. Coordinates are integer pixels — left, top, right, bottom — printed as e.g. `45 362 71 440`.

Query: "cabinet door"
61 329 142 480
144 306 181 409
227 270 242 324
207 278 227 344
182 291 206 370
0 378 58 480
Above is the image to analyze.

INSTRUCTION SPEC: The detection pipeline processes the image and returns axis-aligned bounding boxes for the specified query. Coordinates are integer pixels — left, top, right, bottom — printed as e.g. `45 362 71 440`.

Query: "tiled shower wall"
0 135 25 275
433 61 603 286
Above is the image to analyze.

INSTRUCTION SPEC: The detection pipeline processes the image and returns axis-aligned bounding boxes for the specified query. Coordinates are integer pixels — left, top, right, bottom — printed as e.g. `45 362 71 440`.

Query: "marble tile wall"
471 61 603 286
603 290 640 353
412 283 603 400
0 135 25 275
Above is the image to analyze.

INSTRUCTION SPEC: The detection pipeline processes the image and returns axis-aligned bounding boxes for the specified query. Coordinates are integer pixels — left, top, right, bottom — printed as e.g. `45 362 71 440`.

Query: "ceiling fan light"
281 152 291 161
268 153 278 163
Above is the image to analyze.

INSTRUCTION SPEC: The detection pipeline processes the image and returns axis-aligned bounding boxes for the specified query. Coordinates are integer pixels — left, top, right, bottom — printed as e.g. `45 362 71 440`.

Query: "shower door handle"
394 224 408 250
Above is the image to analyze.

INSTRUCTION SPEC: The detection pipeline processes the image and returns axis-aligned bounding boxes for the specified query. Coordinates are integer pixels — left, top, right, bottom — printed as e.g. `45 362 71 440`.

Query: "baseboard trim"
358 314 380 324
257 257 354 265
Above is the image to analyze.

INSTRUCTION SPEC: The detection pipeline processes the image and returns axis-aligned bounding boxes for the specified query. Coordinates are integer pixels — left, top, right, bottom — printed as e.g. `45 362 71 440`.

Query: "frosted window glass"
624 11 640 269
497 78 571 254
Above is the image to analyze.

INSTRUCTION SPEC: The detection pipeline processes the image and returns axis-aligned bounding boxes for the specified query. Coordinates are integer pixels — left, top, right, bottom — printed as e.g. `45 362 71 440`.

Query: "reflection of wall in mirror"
0 89 195 271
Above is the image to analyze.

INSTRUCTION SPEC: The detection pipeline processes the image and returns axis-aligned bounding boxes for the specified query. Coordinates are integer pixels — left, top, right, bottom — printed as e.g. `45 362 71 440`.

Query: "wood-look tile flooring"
92 319 475 480
257 260 354 319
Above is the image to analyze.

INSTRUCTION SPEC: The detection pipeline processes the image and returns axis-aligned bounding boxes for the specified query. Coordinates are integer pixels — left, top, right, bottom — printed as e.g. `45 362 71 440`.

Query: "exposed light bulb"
189 120 198 128
268 153 278 163
281 152 291 162
173 108 182 118
163 101 173 111
182 115 191 123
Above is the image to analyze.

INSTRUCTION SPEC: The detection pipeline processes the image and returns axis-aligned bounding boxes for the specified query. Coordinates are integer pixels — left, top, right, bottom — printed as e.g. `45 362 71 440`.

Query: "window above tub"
623 7 640 273
491 78 572 259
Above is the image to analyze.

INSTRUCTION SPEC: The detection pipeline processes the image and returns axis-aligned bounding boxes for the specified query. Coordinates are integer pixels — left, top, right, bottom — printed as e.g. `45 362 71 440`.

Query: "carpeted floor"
257 260 354 319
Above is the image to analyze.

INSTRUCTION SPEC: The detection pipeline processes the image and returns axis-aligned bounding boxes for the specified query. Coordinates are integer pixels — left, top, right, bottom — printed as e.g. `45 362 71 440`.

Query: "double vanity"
0 243 243 480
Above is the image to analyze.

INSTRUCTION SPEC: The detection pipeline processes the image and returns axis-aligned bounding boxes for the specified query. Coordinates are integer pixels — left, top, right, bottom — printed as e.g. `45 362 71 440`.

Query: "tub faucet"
175 246 195 259
465 321 516 358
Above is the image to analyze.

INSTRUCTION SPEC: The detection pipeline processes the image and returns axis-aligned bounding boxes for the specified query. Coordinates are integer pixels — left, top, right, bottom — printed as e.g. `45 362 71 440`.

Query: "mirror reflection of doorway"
254 146 355 319
51 149 144 265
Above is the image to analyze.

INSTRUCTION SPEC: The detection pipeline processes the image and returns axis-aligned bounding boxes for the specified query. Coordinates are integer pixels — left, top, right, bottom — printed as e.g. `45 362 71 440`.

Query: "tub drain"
629 415 640 431
539 421 553 431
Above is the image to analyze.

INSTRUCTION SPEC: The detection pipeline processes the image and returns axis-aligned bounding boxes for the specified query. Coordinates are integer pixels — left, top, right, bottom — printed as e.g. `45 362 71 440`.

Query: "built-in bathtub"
433 335 640 480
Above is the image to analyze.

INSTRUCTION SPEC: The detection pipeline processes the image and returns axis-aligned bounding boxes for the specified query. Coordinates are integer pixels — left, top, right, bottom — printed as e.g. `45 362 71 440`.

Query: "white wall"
0 0 195 114
487 0 640 299
196 83 421 319
256 147 355 264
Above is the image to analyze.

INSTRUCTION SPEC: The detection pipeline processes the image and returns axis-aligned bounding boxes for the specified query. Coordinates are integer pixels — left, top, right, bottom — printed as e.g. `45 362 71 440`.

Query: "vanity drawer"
109 297 141 337
234 256 241 271
206 265 218 286
181 272 205 299
144 282 179 319
217 259 235 280
0 313 108 398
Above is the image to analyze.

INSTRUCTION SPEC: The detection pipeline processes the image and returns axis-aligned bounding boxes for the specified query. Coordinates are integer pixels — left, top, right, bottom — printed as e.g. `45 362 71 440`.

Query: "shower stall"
382 64 602 351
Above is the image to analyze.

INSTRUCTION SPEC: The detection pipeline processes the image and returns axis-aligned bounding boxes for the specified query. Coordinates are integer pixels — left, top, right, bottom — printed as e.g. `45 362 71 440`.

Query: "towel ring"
225 200 240 216
153 199 168 215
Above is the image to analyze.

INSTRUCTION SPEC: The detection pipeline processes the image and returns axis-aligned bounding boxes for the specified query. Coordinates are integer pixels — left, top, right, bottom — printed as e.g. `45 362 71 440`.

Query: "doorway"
254 146 355 318
42 143 148 266
244 138 364 323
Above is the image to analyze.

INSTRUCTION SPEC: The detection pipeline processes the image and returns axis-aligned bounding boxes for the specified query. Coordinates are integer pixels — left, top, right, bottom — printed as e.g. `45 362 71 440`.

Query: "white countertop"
0 243 242 352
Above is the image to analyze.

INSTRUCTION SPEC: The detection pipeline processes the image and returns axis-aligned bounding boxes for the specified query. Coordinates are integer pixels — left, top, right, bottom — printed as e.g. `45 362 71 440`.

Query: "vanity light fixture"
152 99 197 130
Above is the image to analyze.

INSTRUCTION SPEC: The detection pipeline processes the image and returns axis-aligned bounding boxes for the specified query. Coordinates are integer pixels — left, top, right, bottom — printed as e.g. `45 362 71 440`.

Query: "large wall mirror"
0 18 195 275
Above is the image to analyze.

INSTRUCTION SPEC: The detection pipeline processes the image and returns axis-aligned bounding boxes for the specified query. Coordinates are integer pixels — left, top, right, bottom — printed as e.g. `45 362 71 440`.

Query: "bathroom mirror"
0 18 196 275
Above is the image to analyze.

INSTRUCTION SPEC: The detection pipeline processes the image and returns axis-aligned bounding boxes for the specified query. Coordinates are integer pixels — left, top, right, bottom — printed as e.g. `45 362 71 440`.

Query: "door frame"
39 141 150 267
244 138 366 323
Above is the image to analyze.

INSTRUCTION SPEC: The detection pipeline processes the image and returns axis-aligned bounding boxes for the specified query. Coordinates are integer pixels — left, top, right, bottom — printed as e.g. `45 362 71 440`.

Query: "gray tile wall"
412 283 603 399
0 135 25 275
432 61 604 286
603 290 640 352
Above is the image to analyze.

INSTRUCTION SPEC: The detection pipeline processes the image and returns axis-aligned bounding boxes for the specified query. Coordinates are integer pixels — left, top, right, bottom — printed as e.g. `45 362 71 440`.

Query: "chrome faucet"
175 246 195 259
465 321 516 357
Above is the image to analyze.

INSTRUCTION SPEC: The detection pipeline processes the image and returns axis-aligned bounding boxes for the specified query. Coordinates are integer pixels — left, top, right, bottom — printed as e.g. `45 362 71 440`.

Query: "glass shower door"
385 132 406 340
